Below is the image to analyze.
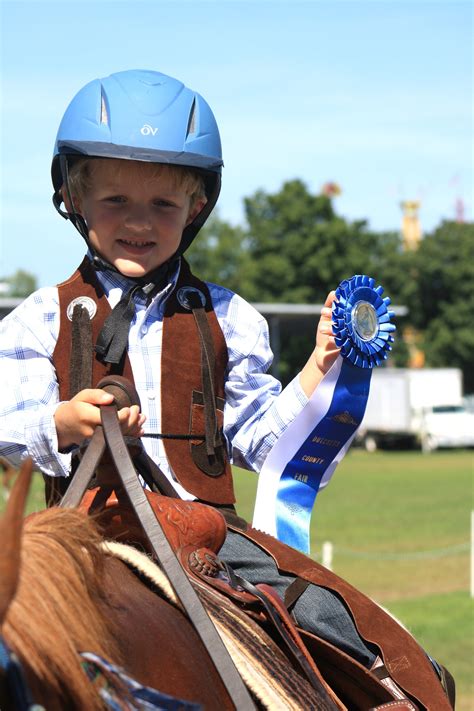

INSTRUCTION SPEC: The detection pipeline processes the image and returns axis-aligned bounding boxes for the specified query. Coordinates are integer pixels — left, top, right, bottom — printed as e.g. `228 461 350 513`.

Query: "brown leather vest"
52 257 235 504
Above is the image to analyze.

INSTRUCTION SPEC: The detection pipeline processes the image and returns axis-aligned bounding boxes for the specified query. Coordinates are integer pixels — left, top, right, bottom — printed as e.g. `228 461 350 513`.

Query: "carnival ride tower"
400 200 422 251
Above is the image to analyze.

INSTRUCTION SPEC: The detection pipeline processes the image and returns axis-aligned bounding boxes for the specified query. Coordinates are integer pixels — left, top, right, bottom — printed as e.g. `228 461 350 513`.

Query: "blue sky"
1 0 472 287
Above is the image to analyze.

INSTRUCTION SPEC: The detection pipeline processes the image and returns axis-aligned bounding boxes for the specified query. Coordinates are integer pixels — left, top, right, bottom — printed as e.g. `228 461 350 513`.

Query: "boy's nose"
124 206 153 231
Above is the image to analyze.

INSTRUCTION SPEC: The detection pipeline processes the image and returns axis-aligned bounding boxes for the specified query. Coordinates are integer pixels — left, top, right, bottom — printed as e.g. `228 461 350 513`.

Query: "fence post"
322 541 333 571
471 511 473 599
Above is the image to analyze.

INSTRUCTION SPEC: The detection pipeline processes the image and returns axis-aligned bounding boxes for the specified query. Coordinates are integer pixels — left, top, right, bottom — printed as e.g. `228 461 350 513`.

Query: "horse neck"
2 507 121 711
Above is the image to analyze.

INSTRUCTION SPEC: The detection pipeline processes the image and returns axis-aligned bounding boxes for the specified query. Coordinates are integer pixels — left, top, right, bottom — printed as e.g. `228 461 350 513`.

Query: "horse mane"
2 506 122 711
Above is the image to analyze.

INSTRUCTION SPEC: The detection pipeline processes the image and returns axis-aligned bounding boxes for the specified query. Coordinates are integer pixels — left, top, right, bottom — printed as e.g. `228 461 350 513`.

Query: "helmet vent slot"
100 91 109 126
186 99 196 137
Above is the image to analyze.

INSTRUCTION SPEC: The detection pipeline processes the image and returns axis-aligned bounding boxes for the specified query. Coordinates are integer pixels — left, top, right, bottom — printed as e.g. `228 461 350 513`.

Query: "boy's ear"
186 197 208 226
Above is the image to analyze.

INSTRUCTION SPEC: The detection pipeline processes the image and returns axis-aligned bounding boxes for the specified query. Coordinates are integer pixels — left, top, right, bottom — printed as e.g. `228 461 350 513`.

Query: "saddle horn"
96 375 141 410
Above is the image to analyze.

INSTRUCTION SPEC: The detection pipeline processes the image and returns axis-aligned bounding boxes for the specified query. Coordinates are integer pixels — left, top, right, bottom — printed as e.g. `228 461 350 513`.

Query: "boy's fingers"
125 404 140 422
117 405 144 432
324 290 336 307
320 291 336 320
117 406 131 422
317 291 337 337
72 389 115 405
319 325 334 336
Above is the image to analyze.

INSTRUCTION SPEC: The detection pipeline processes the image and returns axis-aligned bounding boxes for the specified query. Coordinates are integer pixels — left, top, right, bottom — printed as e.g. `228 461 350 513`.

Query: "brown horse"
0 460 336 711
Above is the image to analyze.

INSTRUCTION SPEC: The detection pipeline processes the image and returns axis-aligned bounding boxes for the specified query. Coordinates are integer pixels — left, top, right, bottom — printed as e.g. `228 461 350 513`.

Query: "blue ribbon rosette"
252 275 396 553
332 274 396 368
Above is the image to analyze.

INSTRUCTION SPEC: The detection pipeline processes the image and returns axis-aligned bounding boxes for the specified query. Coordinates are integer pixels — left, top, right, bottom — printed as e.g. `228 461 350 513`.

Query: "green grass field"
234 449 474 711
4 449 473 709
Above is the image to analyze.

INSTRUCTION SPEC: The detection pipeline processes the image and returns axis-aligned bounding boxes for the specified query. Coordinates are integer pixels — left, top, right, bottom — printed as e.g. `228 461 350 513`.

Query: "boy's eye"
153 199 175 208
105 195 126 203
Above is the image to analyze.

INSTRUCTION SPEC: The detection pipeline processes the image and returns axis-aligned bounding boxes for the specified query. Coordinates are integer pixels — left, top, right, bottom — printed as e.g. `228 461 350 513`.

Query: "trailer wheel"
364 435 378 453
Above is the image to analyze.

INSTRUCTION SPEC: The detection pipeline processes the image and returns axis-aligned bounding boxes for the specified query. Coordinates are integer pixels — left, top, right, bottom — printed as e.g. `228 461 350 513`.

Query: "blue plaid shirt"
0 258 308 499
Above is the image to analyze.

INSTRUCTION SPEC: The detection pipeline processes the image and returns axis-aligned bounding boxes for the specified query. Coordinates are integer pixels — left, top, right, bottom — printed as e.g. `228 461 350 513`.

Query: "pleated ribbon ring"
252 275 396 554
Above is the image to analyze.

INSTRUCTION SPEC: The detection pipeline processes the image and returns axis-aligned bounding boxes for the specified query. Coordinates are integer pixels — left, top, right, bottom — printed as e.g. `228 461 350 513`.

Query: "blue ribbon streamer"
253 274 396 553
275 361 371 552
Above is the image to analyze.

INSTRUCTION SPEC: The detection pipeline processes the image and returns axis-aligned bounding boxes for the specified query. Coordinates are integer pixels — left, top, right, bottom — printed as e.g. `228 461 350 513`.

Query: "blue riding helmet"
51 69 223 258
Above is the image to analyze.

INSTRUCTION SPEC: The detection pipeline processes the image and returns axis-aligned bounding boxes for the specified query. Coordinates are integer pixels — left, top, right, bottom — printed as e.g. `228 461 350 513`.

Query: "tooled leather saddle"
77 485 431 711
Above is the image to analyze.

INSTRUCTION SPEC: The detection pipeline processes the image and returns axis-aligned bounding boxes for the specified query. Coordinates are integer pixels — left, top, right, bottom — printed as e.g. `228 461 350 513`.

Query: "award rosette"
252 275 396 554
332 275 395 368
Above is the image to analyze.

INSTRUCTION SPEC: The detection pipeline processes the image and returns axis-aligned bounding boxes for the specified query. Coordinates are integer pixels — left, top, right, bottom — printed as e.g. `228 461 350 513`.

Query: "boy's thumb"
76 389 115 405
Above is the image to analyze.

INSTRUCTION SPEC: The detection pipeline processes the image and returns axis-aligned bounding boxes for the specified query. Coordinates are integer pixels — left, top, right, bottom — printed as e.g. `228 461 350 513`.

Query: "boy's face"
75 160 206 278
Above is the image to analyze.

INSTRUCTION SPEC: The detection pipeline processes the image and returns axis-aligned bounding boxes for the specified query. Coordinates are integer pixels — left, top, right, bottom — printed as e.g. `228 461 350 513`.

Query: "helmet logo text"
140 124 159 136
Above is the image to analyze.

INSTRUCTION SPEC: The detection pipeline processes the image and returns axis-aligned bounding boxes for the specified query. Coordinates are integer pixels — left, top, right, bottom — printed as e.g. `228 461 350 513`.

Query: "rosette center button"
352 301 378 342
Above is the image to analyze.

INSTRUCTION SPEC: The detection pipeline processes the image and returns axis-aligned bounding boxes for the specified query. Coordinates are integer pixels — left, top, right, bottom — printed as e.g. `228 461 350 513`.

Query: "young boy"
0 70 451 707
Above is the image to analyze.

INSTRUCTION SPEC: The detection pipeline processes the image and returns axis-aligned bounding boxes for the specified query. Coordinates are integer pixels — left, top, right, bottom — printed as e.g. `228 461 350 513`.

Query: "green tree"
186 214 250 294
242 180 406 304
410 221 474 392
1 270 37 297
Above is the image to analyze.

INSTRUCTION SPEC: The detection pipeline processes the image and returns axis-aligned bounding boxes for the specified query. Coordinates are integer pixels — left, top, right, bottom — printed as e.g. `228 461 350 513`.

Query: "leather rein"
59 377 256 711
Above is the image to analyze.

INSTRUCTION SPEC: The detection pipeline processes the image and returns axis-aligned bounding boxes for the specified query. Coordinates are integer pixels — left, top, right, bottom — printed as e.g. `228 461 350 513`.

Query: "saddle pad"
101 541 331 711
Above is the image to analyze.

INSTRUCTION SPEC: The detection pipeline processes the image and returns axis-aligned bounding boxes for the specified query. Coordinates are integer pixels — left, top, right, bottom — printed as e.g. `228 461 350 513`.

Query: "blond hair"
67 157 207 209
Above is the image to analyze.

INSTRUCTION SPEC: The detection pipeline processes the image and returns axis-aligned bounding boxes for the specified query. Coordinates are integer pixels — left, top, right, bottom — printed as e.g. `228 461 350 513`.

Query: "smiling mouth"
118 238 155 251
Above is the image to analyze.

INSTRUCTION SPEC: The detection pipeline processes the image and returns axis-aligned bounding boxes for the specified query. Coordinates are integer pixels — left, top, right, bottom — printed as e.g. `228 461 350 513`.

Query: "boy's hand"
299 291 340 398
54 388 146 451
314 291 340 375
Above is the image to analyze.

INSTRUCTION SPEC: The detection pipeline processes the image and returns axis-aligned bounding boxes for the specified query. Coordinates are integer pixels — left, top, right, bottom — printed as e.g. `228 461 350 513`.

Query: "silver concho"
176 287 206 310
352 301 378 342
66 296 97 321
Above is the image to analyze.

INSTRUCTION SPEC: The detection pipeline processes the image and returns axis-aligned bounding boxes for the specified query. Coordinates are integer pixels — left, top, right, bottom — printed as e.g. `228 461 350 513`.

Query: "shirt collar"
88 251 182 307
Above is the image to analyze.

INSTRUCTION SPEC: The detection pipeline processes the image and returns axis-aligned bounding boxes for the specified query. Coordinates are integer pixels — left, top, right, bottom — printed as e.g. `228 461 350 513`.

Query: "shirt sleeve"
0 290 72 477
211 286 309 472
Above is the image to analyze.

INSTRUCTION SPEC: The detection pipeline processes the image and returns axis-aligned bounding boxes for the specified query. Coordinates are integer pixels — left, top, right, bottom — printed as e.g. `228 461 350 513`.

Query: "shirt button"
141 325 148 335
148 392 155 400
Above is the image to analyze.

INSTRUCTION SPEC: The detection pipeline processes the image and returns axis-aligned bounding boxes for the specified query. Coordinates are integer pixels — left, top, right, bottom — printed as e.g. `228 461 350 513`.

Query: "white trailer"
356 368 474 451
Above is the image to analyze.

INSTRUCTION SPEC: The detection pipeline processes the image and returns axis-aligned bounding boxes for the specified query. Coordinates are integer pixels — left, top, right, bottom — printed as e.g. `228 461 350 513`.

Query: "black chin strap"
94 259 178 366
52 155 90 241
95 285 141 365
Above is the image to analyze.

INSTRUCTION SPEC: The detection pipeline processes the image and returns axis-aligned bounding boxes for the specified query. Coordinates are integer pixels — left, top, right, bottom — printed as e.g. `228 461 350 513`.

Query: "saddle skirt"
102 539 332 711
